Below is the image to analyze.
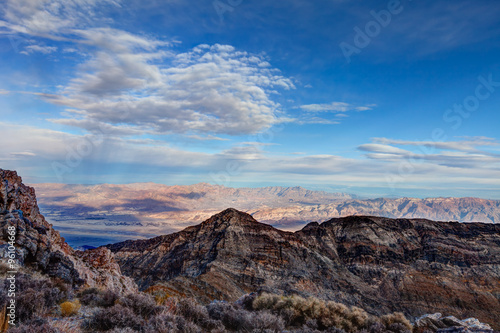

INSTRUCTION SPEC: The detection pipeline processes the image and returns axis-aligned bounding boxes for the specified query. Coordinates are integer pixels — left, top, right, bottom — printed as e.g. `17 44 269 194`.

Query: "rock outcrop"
108 208 500 329
415 313 493 332
0 169 137 293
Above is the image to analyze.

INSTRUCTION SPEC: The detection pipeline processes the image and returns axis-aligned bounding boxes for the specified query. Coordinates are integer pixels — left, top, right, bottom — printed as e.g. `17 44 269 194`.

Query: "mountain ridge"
107 208 500 329
32 182 500 247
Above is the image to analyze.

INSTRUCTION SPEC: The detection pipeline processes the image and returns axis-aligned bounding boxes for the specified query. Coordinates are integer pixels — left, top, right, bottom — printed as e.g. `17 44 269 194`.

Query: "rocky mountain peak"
109 210 500 328
199 208 270 230
0 168 137 293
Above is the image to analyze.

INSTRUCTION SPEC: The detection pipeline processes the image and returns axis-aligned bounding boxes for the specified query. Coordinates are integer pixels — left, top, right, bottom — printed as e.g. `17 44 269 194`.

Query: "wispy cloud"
359 137 500 170
10 151 36 157
21 44 57 55
296 102 374 125
362 0 500 59
0 0 121 35
300 102 374 113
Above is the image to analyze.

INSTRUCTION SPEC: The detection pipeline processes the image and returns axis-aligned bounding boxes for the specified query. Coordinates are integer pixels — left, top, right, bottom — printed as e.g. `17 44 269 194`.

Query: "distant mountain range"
32 182 500 246
108 208 500 328
3 169 500 330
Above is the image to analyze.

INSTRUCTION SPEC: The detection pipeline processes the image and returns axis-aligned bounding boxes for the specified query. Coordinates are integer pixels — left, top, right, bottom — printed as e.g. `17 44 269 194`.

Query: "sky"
1 0 500 198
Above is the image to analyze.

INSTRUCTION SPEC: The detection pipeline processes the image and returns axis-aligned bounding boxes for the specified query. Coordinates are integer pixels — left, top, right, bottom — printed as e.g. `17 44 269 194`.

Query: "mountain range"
33 182 500 246
2 169 500 330
108 208 500 329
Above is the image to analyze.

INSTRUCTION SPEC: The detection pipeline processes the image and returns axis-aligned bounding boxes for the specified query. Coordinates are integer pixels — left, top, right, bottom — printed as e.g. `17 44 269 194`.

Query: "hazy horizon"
26 180 500 200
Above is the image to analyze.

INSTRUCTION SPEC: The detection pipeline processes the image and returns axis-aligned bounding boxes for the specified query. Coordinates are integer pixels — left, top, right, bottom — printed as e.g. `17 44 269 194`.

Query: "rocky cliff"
108 208 500 329
0 169 137 293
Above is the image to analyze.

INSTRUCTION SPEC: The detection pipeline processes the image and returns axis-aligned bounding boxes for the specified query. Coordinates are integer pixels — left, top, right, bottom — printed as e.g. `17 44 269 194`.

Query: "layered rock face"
0 169 137 293
109 208 500 329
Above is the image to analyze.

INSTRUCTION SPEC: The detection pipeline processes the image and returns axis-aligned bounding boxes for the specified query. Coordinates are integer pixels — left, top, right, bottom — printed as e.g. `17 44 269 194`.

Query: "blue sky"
1 0 500 198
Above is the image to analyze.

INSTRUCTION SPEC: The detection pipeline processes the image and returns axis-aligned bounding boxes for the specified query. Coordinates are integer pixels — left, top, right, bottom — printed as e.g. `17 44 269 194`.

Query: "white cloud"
300 102 374 113
358 144 411 155
0 0 121 35
10 151 36 157
0 0 293 138
296 117 340 125
359 137 500 170
45 41 295 136
372 137 499 154
21 44 57 54
296 102 374 125
187 134 230 141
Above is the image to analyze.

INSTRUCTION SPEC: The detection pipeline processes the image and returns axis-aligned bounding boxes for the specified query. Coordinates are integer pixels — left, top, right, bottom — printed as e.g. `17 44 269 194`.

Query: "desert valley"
1 169 499 332
33 182 500 248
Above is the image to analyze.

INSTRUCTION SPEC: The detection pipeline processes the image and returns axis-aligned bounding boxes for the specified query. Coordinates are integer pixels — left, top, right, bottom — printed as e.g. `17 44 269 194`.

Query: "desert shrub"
208 301 253 331
234 292 258 310
162 296 178 314
207 300 284 332
16 274 72 305
60 299 81 317
211 301 247 329
176 298 223 330
249 310 285 332
16 289 48 323
387 323 412 333
252 293 376 332
364 322 385 333
143 312 209 333
346 307 370 329
7 321 60 333
107 328 137 333
252 293 282 310
144 312 178 333
50 318 82 332
0 281 7 308
118 293 162 319
82 304 143 332
380 312 412 331
13 274 71 323
144 285 178 306
170 316 203 333
78 288 119 308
